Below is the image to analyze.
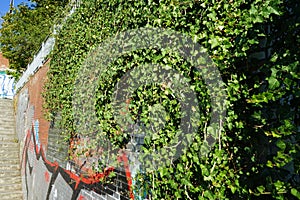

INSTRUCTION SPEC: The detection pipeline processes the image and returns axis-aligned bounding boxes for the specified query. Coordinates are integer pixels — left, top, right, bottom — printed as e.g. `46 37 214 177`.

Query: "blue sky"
0 0 27 17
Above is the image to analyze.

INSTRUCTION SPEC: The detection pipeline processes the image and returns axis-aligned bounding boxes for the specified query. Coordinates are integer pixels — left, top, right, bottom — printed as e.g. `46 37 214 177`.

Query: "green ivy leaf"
291 188 300 199
268 76 280 90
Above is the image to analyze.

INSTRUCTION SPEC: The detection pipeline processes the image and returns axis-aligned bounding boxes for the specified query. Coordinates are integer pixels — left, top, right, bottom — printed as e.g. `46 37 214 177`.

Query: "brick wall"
15 61 135 200
0 53 9 70
15 60 50 148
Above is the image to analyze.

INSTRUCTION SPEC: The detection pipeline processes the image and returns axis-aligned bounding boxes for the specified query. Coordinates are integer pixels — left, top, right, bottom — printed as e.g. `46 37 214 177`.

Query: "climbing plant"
44 0 300 199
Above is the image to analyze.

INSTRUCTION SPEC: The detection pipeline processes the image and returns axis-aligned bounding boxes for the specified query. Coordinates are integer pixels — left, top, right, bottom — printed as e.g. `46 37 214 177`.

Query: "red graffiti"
119 151 134 200
44 171 50 182
22 123 134 200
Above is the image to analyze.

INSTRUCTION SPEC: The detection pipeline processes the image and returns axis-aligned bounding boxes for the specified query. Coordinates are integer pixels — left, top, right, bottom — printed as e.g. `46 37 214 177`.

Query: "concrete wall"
15 61 134 200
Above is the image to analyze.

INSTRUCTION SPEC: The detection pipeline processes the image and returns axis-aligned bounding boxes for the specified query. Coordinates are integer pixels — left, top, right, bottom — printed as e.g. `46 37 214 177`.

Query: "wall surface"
15 61 135 200
0 53 14 99
0 71 14 99
0 53 9 70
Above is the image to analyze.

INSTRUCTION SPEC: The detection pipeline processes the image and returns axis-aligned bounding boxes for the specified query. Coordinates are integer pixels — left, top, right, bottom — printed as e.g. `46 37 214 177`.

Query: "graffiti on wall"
20 113 134 199
21 121 134 200
16 88 29 141
15 67 139 200
0 71 14 99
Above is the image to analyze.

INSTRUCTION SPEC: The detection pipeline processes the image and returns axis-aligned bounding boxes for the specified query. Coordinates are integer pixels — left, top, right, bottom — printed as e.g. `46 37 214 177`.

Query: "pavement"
0 98 23 199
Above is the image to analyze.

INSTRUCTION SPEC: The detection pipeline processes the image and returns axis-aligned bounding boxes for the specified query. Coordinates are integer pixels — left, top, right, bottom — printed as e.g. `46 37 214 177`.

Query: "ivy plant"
44 0 300 199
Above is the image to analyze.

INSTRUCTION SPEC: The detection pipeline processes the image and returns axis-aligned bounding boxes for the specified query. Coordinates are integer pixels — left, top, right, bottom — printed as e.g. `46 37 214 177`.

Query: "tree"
0 0 69 78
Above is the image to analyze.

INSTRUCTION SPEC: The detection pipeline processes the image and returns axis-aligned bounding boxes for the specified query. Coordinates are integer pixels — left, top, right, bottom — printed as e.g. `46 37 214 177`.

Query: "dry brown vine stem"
185 184 193 200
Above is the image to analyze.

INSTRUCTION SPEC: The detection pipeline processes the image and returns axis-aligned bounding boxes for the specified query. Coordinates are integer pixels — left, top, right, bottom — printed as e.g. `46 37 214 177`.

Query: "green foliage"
0 0 69 78
44 0 300 199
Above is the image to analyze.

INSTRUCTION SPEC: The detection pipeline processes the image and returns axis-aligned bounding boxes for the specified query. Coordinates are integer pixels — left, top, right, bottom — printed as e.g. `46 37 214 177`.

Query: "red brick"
0 53 9 70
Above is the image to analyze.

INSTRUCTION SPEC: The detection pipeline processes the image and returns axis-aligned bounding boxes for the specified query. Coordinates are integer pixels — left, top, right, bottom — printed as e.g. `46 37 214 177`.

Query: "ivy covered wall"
41 0 300 199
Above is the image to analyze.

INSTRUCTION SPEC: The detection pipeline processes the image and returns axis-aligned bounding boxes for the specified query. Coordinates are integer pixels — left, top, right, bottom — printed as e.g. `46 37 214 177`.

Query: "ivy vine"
44 0 300 199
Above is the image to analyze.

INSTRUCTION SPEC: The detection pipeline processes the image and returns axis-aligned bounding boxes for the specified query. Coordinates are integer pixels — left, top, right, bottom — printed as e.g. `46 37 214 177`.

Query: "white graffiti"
0 71 15 99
